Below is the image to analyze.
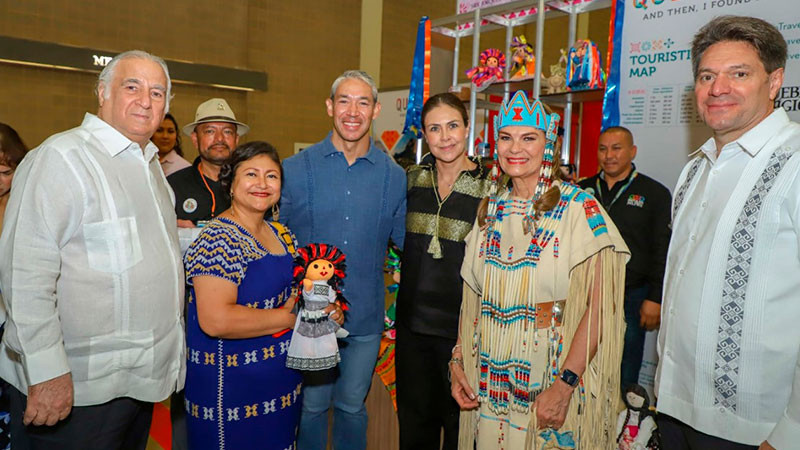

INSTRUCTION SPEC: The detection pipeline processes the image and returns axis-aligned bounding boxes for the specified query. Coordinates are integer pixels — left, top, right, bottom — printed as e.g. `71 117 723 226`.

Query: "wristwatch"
559 369 580 388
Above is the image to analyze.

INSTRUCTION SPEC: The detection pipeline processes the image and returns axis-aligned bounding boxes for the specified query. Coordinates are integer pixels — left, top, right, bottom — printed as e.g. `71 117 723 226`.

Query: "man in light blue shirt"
280 70 406 450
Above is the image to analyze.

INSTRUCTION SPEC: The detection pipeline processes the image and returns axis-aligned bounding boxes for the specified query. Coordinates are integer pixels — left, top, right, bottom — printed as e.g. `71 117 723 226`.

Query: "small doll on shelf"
510 35 536 79
566 39 606 90
616 384 660 450
465 48 506 90
286 243 349 371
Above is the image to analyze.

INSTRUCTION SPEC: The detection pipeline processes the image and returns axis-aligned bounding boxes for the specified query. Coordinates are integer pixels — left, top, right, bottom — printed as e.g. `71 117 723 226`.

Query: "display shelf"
428 0 611 165
482 80 604 105
541 88 605 106
431 0 611 38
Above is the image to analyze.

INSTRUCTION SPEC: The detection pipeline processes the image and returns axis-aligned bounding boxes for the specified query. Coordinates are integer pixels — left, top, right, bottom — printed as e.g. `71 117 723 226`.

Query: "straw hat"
182 98 249 136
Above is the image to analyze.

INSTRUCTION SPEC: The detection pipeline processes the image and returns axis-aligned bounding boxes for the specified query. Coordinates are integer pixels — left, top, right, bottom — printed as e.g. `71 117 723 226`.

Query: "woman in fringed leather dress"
450 91 630 449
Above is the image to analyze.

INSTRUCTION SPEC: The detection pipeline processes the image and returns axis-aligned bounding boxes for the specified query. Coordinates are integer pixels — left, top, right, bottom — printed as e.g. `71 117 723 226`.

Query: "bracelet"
448 357 463 367
451 344 462 355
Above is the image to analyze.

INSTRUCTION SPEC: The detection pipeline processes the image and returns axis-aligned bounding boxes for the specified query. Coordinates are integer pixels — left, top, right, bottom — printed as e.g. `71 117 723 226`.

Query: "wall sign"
0 35 267 92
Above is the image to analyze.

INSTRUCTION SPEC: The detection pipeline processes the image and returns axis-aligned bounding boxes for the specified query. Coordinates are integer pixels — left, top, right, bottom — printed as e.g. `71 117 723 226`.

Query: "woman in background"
0 123 28 233
152 113 191 176
395 93 492 450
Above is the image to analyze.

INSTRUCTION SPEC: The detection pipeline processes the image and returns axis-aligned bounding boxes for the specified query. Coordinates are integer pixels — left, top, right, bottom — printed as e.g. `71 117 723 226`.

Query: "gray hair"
330 70 378 103
96 50 173 112
691 16 787 80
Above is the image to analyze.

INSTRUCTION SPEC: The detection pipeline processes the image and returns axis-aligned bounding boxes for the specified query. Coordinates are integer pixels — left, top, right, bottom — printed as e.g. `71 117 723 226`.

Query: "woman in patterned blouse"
182 141 344 449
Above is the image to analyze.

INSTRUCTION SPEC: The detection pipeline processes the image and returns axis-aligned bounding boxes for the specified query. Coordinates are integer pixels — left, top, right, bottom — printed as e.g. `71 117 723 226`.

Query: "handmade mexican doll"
286 244 349 371
616 384 660 450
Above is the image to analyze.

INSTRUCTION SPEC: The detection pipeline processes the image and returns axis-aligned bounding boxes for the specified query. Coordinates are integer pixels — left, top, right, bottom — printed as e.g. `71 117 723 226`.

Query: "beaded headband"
492 91 561 203
494 91 558 140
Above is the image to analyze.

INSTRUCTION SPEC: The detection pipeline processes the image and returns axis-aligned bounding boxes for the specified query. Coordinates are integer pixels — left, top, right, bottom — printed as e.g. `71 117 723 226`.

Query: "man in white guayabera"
656 15 800 450
0 50 185 450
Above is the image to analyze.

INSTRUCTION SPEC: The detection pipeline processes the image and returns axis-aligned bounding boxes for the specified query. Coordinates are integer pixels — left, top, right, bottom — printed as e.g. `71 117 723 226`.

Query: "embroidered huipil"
0 114 185 406
656 109 800 447
183 219 302 449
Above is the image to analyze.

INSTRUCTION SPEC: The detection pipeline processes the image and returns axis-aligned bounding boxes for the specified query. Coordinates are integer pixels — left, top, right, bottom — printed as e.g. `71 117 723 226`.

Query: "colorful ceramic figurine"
510 35 536 79
566 39 606 90
465 48 506 90
616 384 660 450
286 244 349 371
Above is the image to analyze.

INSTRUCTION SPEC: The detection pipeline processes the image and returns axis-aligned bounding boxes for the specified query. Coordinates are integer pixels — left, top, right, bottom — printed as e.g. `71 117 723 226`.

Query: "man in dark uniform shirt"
578 126 671 390
167 98 249 229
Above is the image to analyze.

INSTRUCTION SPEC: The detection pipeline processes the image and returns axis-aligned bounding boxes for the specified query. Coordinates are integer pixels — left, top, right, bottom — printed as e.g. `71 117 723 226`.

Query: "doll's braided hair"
616 384 659 447
293 244 347 309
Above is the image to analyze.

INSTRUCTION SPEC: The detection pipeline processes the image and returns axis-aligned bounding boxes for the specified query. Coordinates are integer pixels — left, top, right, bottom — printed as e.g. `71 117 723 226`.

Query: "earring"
230 191 234 199
272 203 280 221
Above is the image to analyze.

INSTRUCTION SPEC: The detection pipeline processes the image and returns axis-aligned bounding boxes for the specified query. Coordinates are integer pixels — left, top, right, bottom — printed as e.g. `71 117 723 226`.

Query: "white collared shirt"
0 113 185 406
656 109 800 447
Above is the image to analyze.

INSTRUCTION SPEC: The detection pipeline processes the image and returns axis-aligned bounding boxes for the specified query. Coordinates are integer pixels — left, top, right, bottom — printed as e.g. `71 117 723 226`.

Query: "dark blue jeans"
297 333 381 450
621 285 650 391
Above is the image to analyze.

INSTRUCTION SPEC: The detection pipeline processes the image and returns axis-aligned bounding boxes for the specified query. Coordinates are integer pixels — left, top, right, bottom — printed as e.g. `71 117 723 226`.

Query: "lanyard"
197 164 217 217
596 169 638 209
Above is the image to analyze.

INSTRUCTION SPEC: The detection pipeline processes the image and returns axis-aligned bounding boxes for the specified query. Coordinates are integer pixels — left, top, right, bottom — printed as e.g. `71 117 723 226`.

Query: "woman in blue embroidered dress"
183 141 344 449
449 92 629 449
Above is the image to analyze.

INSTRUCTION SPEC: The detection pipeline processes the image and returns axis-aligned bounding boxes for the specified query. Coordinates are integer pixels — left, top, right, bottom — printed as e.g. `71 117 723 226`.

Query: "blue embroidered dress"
184 218 302 449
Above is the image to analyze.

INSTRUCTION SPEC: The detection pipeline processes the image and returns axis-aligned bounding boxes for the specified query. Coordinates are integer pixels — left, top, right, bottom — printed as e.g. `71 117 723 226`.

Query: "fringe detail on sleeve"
549 246 627 449
458 282 481 449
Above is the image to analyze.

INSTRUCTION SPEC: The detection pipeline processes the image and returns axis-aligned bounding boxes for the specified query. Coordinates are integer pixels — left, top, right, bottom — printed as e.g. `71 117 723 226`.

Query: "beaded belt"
535 300 565 328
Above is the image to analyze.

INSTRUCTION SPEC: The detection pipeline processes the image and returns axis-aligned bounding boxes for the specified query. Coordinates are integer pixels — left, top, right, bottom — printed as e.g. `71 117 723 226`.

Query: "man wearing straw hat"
168 98 249 230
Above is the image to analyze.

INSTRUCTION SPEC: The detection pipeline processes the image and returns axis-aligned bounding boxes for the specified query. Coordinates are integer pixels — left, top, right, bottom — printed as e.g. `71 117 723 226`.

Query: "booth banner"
374 89 411 155
605 0 800 191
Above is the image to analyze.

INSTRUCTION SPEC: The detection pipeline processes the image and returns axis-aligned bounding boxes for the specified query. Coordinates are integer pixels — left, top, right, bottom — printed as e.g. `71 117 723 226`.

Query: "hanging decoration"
402 16 431 141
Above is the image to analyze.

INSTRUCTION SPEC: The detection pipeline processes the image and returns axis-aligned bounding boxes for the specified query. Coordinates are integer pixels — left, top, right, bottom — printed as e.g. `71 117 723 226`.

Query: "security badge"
627 194 645 208
183 198 198 213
